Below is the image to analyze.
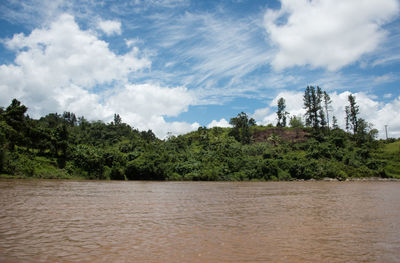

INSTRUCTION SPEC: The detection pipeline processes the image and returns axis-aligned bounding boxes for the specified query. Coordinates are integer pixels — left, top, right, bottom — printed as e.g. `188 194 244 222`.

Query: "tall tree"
229 112 256 144
289 115 304 128
4 99 27 130
323 91 332 128
62 111 77 126
303 86 324 129
317 87 326 128
3 99 28 150
345 94 359 134
332 116 339 129
113 114 122 125
276 97 289 127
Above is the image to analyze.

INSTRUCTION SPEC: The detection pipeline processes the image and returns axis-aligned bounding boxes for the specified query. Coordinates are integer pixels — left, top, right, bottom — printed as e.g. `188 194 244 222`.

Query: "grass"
378 140 400 178
383 140 400 154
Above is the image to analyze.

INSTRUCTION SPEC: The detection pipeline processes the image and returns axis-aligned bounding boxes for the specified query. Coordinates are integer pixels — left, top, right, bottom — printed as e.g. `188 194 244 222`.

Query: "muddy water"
0 180 400 262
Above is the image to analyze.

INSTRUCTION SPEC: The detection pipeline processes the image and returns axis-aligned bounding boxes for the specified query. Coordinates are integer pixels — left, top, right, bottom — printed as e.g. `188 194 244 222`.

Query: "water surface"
0 180 399 262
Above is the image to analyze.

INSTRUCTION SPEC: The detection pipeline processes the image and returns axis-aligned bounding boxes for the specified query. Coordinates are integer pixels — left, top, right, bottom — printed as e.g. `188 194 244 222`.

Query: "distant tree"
3 99 28 150
113 114 122 125
276 97 289 127
345 94 359 134
304 86 322 129
77 116 89 132
62 111 77 126
317 87 326 128
289 115 304 128
0 122 7 172
303 86 328 130
51 124 69 168
332 116 339 129
72 144 105 179
354 118 378 144
4 99 27 130
229 112 256 144
141 130 156 142
323 91 332 128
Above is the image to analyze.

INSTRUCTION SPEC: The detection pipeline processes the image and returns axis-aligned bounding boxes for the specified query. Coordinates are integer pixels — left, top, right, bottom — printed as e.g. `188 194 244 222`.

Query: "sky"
0 0 399 139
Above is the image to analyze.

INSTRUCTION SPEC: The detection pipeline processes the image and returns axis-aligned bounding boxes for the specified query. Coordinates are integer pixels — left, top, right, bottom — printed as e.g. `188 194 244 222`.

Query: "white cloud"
252 107 271 124
106 84 193 118
253 91 305 126
384 93 392 99
207 118 231 128
264 0 399 70
373 73 396 84
253 90 400 138
105 84 198 137
0 13 150 111
0 14 198 138
149 11 272 101
97 19 122 36
0 0 68 27
3 14 150 94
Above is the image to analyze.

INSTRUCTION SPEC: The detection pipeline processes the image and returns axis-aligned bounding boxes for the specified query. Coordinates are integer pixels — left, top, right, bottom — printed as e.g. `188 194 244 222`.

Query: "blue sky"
0 0 399 138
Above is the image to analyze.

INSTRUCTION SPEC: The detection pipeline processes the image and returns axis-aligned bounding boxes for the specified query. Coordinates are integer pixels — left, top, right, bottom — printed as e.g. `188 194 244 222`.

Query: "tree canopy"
0 91 398 181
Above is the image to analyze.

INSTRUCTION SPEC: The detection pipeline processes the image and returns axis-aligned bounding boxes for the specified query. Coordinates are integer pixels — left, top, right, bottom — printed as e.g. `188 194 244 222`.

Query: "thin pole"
385 125 388 139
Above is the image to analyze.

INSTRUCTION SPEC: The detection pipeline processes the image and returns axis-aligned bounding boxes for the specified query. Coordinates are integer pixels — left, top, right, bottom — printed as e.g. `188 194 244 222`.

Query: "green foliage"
375 139 400 178
276 97 289 127
72 145 106 179
0 98 397 181
345 94 359 134
289 116 304 128
303 86 326 129
229 112 255 144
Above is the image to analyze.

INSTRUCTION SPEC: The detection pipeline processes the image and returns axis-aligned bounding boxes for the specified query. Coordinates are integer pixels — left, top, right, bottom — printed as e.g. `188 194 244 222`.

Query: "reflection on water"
0 180 400 262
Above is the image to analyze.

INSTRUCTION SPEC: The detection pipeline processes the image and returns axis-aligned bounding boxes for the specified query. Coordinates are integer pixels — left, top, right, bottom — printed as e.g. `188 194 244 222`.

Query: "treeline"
0 86 399 181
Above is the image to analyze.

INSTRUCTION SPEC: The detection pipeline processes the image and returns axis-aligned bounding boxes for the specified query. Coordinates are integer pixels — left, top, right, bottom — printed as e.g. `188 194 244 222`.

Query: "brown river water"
0 180 400 262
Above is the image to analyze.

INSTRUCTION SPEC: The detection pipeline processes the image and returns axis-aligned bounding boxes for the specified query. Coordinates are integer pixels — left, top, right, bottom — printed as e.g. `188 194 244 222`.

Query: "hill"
1 99 399 181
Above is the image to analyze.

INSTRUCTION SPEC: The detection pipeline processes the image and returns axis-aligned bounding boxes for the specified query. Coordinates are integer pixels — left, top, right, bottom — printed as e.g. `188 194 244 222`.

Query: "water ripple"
0 180 400 262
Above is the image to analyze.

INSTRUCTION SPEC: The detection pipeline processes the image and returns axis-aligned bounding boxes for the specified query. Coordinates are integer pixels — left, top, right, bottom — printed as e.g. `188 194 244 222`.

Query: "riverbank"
2 173 399 182
1 99 399 181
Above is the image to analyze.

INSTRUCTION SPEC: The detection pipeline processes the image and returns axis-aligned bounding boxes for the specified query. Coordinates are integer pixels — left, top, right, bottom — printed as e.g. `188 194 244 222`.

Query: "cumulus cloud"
253 90 400 138
105 84 197 137
207 118 231 128
253 91 305 126
2 14 150 97
264 0 399 70
0 14 198 138
97 19 122 36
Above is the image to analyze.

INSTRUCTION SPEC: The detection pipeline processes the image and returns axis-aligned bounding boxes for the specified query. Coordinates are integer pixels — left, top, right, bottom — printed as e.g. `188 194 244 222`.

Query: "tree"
354 118 378 144
303 86 324 129
113 114 122 125
289 115 304 128
62 111 77 126
345 94 359 134
0 122 7 172
141 130 156 142
52 124 69 168
332 116 339 129
276 97 289 127
323 91 332 128
4 99 27 126
72 145 105 179
229 112 256 144
3 99 28 150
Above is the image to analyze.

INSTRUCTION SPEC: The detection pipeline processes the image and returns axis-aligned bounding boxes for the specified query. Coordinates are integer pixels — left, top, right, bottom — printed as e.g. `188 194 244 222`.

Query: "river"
0 180 399 262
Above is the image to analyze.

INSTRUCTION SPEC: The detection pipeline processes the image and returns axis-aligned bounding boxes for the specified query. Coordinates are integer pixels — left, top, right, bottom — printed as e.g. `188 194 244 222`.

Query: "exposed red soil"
252 128 309 144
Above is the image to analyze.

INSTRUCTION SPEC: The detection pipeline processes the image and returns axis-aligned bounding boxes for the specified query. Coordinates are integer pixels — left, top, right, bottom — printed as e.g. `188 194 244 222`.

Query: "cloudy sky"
0 0 399 138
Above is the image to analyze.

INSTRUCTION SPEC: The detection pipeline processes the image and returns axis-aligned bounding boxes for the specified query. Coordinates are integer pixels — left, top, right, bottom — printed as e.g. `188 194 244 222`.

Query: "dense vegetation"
1 86 399 181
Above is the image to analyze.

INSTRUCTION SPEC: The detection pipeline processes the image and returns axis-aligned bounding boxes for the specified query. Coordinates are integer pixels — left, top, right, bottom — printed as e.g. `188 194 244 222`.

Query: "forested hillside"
1 87 399 181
